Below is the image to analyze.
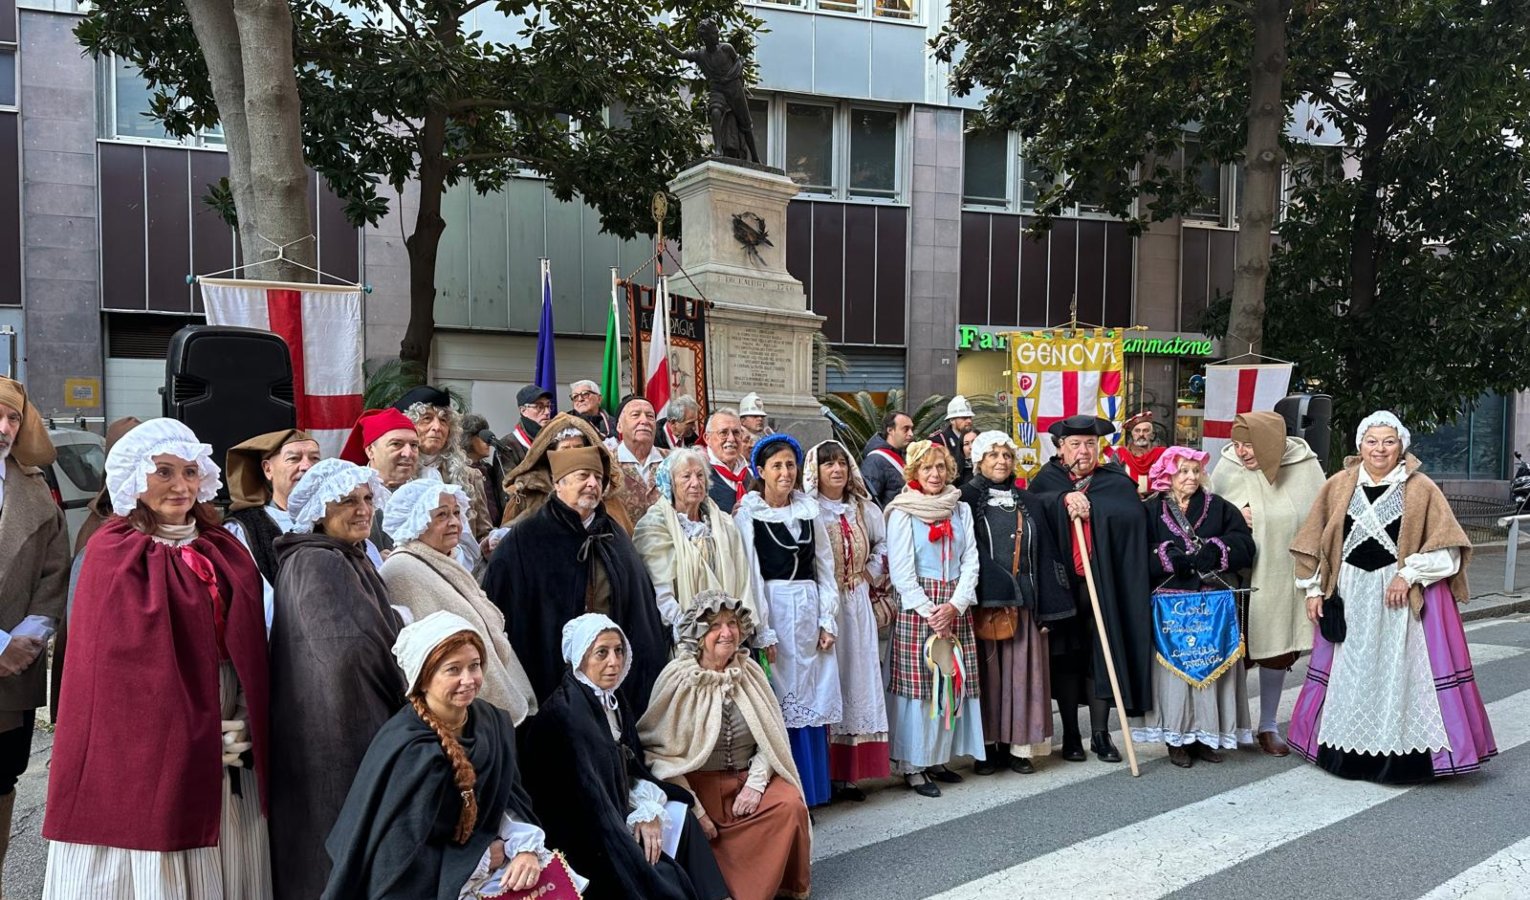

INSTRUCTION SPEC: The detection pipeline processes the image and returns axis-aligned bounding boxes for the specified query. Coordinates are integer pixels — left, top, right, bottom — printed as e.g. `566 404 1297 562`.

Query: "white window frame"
960 115 1124 219
100 54 224 149
756 93 905 204
748 0 922 26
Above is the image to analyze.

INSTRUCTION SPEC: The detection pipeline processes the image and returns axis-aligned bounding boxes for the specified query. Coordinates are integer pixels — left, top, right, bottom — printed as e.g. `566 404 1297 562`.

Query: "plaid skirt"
888 577 981 701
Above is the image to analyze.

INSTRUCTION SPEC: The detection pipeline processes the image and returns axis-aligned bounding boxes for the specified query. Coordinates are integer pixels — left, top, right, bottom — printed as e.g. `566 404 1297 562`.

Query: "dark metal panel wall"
786 199 909 347
960 211 1137 330
98 142 147 310
0 113 18 305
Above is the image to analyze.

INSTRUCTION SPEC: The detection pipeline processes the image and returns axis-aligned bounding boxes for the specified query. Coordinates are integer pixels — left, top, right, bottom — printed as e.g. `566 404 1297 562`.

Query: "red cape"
1107 445 1166 487
44 518 270 851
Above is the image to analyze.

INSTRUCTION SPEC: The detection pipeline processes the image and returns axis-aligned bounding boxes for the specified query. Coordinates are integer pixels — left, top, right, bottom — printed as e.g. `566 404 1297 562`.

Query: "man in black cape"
1029 414 1153 763
483 446 671 712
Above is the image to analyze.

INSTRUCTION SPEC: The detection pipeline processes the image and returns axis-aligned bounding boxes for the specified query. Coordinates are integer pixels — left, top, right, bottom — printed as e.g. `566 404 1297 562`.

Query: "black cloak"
270 533 406 900
323 699 536 900
959 473 1075 624
482 497 671 713
521 672 728 900
1146 489 1256 592
1030 458 1155 715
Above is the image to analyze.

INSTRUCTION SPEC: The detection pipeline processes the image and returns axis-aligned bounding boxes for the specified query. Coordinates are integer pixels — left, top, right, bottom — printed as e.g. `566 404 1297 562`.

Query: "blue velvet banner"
1151 588 1244 688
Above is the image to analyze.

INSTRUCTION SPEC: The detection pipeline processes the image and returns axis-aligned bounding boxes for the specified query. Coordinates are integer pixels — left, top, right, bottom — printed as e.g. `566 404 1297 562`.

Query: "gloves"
1168 549 1196 578
222 719 251 767
1193 543 1223 573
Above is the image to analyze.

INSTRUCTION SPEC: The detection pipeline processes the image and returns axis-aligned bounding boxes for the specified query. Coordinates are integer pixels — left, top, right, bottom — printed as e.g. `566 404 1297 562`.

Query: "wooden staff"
1072 517 1141 777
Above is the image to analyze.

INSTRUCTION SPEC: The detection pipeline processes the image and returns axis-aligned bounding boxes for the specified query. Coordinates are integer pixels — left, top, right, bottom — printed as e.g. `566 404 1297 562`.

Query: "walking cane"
1072 517 1141 777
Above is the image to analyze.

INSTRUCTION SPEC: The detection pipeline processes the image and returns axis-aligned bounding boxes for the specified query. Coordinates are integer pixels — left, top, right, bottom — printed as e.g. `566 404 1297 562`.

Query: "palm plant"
819 389 948 457
362 357 468 411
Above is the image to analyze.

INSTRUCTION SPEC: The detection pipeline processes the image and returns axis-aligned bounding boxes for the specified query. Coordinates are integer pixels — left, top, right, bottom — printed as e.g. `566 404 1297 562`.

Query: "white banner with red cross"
1202 363 1292 471
199 278 365 458
1008 330 1126 482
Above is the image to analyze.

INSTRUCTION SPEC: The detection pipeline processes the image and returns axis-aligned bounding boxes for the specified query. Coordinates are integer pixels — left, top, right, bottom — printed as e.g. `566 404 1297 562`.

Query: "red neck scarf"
712 459 748 502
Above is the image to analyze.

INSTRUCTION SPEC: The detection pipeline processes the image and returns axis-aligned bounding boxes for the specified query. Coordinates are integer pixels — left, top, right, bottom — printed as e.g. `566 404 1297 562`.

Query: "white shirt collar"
618 443 664 467
707 449 746 474
265 503 296 533
0 457 8 510
1358 463 1410 487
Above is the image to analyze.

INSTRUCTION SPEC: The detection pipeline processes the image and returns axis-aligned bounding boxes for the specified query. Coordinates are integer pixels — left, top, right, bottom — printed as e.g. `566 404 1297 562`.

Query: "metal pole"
1507 518 1520 595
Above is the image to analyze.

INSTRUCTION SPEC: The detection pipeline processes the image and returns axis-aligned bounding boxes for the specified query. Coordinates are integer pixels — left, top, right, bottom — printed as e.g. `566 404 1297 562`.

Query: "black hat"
1047 415 1115 439
392 385 452 411
517 384 553 407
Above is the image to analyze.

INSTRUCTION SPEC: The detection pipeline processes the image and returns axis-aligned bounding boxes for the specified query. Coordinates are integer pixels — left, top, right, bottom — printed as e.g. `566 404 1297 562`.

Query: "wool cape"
633 495 756 622
1291 455 1472 613
269 531 406 899
1030 458 1155 715
520 671 702 900
500 412 632 532
1210 433 1326 660
322 699 536 900
380 542 538 724
483 496 670 712
638 655 802 794
44 518 270 851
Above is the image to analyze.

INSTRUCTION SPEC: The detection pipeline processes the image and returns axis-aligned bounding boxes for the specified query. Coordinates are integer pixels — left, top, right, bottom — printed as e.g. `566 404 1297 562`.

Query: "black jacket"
960 474 1074 623
860 434 906 508
1146 490 1256 592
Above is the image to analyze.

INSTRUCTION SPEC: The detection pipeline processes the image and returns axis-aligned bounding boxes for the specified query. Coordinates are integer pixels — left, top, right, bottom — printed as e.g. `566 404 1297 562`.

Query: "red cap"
1123 409 1155 431
340 408 418 464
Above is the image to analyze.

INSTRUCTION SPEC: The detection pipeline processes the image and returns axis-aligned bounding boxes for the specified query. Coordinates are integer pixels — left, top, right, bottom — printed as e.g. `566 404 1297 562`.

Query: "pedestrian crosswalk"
809 617 1530 900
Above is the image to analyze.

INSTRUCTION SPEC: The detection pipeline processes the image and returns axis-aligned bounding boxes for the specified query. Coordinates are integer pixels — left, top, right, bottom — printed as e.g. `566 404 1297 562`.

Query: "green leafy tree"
79 0 759 370
936 1 1530 451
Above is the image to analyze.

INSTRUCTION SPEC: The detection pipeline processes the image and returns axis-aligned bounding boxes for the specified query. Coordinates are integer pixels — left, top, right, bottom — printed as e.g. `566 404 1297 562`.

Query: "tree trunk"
398 12 461 371
1346 91 1394 321
181 0 262 274
1226 0 1289 356
401 107 449 370
231 0 315 282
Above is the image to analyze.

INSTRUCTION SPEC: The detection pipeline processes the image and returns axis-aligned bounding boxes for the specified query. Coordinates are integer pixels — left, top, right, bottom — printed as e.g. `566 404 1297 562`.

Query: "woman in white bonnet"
380 479 538 724
267 458 407 897
43 418 272 898
1286 410 1496 783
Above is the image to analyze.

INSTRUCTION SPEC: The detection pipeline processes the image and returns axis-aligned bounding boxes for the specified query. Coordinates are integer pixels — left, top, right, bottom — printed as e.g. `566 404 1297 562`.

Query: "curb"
1460 595 1530 622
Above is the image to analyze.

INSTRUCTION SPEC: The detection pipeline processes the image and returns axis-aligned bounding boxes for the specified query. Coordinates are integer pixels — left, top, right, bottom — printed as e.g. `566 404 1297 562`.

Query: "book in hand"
478 851 583 900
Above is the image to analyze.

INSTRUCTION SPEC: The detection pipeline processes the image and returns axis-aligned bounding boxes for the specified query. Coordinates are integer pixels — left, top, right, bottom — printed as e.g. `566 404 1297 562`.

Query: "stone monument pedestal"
669 159 829 444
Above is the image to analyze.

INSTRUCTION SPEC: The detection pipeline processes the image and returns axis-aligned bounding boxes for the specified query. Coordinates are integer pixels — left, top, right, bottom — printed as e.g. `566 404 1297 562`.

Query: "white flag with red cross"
199 278 365 458
1202 363 1292 470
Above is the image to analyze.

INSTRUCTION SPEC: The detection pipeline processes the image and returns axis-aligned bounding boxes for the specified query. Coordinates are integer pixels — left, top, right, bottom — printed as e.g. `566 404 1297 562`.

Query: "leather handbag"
1319 593 1347 644
973 519 1023 642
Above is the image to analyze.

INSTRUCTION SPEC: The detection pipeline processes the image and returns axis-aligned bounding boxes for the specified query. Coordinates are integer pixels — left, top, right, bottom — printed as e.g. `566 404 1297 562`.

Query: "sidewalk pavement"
1461 541 1530 622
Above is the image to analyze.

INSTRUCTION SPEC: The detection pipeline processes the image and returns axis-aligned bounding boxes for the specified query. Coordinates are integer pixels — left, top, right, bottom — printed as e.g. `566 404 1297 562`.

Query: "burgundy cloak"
43 517 270 851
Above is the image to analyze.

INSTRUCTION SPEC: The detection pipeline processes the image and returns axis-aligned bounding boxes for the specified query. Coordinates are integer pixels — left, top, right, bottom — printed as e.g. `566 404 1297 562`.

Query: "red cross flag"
199 278 365 458
1202 363 1292 470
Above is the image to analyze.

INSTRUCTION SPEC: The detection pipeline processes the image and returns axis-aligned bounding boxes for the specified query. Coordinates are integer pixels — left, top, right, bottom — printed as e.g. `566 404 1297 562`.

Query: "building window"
757 95 902 202
0 49 15 108
1411 393 1511 481
848 107 897 199
754 0 919 22
962 128 1008 207
785 102 835 194
102 55 224 147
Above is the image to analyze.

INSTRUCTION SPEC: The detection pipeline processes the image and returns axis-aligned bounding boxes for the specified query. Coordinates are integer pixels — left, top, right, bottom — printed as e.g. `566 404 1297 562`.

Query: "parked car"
43 425 106 550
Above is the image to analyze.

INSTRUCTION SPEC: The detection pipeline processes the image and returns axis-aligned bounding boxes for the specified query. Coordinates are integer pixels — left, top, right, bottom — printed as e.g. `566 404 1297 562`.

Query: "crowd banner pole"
1073 517 1141 777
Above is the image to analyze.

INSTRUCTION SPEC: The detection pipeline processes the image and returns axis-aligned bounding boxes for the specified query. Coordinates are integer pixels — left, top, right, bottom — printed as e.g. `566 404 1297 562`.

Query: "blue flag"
535 258 557 413
1151 588 1244 688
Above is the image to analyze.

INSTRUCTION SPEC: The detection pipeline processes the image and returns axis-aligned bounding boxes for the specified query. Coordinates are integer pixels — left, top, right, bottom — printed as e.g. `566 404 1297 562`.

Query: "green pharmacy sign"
957 326 1215 358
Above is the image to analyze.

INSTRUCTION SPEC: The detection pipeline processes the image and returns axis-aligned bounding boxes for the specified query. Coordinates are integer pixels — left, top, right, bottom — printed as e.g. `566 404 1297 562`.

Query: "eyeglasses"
710 427 747 438
522 401 553 413
570 391 597 402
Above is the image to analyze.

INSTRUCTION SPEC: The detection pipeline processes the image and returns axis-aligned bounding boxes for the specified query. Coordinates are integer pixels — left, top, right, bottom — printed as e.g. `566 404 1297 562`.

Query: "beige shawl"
1211 436 1326 659
634 496 756 620
638 655 801 792
379 542 538 723
1289 455 1473 612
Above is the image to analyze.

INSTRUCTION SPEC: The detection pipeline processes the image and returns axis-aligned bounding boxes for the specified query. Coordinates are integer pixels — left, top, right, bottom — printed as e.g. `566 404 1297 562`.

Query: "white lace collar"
1358 463 1410 488
738 489 819 523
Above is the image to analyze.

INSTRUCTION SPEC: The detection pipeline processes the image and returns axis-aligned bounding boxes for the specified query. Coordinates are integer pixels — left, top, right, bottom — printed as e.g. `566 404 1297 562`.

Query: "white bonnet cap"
1355 410 1411 451
104 418 221 516
382 479 472 545
971 430 1017 464
286 457 390 533
392 610 484 692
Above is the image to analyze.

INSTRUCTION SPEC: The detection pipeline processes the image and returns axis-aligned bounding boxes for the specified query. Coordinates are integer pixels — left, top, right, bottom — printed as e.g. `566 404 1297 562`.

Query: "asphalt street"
7 614 1530 899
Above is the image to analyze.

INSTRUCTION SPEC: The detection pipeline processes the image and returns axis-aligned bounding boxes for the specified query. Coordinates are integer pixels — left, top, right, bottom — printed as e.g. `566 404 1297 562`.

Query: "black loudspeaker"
163 326 297 499
1274 393 1334 468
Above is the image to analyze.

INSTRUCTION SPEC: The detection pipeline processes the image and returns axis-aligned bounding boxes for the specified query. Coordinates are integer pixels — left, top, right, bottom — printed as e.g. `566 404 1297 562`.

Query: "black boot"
974 746 999 775
1091 731 1123 763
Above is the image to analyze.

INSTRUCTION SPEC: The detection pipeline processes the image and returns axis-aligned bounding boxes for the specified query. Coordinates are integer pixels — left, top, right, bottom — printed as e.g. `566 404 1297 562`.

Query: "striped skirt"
888 577 981 701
